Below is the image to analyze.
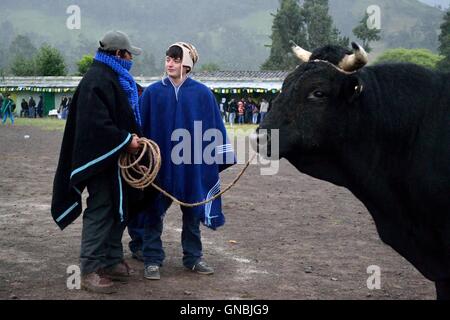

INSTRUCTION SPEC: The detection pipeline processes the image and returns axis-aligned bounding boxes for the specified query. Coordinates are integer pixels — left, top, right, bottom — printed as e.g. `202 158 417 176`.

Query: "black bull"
256 52 450 299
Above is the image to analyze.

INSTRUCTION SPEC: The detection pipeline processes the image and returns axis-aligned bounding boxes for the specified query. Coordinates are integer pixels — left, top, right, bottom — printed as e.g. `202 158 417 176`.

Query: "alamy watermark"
66 5 81 30
66 265 81 290
367 265 382 290
367 5 381 30
170 122 280 176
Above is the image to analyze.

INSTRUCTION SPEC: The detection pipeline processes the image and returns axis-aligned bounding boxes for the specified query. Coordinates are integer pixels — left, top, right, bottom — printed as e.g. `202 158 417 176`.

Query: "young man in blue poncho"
131 42 235 280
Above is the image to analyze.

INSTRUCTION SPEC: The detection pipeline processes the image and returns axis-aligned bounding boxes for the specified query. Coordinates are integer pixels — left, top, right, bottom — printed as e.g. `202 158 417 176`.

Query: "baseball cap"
99 30 142 55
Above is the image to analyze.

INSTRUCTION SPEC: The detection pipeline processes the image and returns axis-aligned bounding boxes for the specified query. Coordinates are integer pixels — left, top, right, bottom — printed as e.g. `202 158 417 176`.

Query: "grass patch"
225 124 258 137
14 118 67 131
12 118 257 135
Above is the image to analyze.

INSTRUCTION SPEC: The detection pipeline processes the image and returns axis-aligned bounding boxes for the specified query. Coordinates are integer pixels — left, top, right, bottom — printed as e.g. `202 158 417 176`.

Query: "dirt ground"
0 124 436 300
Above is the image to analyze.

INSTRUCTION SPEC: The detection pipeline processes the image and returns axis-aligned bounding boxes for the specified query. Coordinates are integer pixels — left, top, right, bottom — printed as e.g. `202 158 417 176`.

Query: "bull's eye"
314 91 325 98
308 90 326 100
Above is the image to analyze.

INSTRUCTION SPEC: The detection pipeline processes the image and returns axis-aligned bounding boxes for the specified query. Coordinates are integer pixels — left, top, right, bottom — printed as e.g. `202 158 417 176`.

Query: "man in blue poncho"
133 42 235 280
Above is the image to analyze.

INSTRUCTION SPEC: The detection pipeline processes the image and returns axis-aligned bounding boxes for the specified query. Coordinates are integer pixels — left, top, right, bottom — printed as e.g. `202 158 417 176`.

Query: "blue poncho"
140 77 236 230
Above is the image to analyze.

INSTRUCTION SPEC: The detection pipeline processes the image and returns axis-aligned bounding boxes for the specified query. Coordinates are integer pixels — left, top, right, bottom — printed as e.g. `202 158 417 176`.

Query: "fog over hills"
0 0 447 74
419 0 449 9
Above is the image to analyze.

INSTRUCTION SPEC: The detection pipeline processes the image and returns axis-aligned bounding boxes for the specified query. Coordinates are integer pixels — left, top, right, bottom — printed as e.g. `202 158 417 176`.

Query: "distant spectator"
37 96 44 118
223 97 230 123
260 98 269 123
228 98 237 127
1 94 15 125
238 100 245 125
219 97 227 123
59 97 68 114
63 97 72 119
245 99 253 124
252 101 260 124
0 94 4 119
20 98 29 118
28 96 36 118
58 97 69 120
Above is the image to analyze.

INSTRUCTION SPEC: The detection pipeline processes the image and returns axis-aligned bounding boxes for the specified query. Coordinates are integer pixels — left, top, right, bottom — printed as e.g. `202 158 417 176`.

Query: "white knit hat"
168 42 199 72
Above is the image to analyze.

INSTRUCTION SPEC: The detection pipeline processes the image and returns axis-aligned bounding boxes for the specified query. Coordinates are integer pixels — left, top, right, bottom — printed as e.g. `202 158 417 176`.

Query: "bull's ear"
342 74 364 104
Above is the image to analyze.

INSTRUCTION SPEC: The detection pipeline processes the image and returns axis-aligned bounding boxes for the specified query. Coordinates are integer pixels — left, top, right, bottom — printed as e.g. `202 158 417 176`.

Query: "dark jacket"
1 98 14 114
51 61 142 230
29 98 36 108
228 101 237 113
21 101 28 111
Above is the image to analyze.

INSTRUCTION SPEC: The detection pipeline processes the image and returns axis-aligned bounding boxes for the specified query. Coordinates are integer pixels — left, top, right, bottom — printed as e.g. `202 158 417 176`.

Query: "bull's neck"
332 65 440 214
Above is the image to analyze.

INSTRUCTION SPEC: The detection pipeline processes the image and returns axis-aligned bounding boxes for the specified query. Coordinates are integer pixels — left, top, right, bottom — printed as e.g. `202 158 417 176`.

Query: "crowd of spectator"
0 93 73 120
218 97 271 127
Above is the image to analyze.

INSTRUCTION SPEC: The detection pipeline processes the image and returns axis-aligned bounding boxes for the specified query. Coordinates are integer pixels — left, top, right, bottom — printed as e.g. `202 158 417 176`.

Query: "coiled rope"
119 135 255 208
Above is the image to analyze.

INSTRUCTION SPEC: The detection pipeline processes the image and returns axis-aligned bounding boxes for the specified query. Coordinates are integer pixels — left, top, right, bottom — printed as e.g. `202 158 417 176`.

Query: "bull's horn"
290 40 312 62
339 42 369 72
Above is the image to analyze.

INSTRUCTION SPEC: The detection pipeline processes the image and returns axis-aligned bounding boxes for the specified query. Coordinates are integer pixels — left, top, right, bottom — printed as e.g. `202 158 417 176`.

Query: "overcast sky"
419 0 450 8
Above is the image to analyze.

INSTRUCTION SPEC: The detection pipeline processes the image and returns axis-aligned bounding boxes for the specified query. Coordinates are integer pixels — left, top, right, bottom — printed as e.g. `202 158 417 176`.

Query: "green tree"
352 13 382 53
10 55 36 76
0 48 7 75
0 21 15 72
332 28 350 48
9 34 37 58
76 55 94 76
374 48 444 70
199 63 221 72
302 0 348 49
262 0 306 70
8 35 38 76
262 0 348 70
437 10 450 72
35 45 67 76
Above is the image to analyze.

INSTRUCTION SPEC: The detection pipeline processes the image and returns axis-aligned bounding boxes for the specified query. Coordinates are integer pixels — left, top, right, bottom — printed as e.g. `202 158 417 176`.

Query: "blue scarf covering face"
94 51 142 127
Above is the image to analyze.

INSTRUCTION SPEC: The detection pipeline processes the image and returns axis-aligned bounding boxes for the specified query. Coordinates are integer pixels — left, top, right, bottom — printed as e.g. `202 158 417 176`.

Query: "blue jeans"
228 113 236 126
260 112 267 123
142 207 203 269
127 212 145 254
238 115 245 125
29 107 36 118
2 111 14 125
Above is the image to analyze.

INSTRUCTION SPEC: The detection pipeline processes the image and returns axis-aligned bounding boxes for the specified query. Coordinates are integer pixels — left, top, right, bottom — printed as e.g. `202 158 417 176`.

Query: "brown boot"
102 261 132 282
81 272 117 294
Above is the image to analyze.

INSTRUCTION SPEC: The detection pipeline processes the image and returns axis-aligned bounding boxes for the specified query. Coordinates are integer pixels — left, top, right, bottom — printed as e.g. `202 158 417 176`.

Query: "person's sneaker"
191 261 214 275
132 250 144 262
81 272 117 294
144 265 160 280
102 261 132 282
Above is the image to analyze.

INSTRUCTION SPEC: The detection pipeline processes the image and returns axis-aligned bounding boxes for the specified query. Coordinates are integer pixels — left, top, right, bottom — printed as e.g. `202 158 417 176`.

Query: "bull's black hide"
259 46 450 299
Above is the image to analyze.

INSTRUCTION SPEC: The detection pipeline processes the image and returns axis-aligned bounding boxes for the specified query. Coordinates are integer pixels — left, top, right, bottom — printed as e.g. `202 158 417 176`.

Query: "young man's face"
166 56 189 79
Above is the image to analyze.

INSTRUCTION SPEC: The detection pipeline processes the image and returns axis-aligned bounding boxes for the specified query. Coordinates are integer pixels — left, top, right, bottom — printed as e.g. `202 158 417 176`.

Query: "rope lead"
119 136 255 208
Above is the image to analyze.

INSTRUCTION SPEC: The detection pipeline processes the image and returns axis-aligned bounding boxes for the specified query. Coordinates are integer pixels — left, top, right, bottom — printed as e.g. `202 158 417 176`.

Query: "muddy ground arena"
0 123 436 300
